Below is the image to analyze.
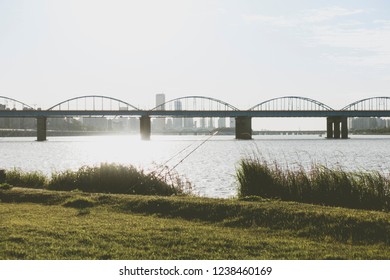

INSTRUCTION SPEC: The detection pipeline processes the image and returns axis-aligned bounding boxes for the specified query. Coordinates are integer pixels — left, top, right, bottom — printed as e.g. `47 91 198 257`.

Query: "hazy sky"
1 0 390 129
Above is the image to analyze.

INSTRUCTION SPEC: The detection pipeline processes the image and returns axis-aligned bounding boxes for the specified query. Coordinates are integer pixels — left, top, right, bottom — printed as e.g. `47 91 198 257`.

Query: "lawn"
1 188 389 259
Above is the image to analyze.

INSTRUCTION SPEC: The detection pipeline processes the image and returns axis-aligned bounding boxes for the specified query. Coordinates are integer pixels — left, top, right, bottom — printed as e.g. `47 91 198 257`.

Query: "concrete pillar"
326 117 348 139
37 117 47 141
235 116 252 140
333 119 341 139
140 116 151 140
341 117 348 139
326 117 333 138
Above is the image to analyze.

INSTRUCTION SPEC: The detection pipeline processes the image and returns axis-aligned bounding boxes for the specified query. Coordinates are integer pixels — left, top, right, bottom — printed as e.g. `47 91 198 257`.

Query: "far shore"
1 128 390 138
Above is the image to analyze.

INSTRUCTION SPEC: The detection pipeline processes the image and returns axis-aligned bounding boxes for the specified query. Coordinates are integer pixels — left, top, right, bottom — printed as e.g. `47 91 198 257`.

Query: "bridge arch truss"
47 95 139 111
249 96 333 111
0 96 34 110
342 97 390 111
151 96 239 111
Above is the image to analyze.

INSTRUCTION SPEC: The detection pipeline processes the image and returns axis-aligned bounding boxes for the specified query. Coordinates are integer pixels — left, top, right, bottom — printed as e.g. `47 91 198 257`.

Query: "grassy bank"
3 163 189 196
1 188 390 259
237 157 390 211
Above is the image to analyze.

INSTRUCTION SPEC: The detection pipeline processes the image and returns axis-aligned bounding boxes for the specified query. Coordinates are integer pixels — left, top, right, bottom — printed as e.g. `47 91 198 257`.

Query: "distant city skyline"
1 92 390 131
1 0 390 129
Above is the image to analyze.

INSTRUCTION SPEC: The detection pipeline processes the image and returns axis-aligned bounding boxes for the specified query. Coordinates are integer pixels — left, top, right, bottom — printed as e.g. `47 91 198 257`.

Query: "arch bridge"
1 94 390 141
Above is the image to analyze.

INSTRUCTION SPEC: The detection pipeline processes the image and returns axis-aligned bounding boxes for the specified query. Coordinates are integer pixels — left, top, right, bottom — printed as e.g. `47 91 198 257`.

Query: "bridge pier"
341 117 348 139
326 117 348 139
235 116 252 140
140 116 151 140
326 118 333 138
37 117 47 141
334 119 341 139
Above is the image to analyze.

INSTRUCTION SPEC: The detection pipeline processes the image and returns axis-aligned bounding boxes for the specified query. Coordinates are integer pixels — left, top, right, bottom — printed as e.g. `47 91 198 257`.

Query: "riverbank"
2 129 390 138
1 188 389 259
0 129 136 137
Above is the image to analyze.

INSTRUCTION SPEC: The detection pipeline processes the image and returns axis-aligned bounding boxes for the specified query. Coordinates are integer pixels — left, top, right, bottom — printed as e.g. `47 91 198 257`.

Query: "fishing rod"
167 131 219 173
154 131 220 182
160 141 196 167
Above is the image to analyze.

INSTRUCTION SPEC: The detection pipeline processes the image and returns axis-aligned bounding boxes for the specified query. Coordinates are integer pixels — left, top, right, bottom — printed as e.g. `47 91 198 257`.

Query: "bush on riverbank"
47 163 188 196
4 164 190 196
5 169 47 189
236 157 390 211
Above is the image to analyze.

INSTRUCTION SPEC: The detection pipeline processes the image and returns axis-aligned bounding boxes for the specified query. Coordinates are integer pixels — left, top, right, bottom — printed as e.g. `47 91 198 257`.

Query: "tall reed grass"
5 169 47 189
237 157 390 211
4 163 190 196
47 163 188 196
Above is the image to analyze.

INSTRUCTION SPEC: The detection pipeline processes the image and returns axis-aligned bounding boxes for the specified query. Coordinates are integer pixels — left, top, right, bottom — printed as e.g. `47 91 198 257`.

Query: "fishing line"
155 132 218 177
167 131 218 173
161 141 196 166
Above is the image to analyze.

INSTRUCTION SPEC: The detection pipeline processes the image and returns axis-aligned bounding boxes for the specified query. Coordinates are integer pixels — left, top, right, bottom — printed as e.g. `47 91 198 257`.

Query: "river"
1 134 390 198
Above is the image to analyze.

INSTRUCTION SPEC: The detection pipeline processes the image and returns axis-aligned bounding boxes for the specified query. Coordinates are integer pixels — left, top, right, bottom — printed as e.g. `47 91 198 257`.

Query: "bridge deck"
1 110 390 118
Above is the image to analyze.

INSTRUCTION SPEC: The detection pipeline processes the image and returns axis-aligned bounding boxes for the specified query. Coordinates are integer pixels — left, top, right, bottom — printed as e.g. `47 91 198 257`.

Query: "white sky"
1 0 390 129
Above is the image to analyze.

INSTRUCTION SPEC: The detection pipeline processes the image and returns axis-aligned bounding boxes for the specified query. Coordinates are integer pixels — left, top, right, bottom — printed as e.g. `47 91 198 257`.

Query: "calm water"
1 134 390 198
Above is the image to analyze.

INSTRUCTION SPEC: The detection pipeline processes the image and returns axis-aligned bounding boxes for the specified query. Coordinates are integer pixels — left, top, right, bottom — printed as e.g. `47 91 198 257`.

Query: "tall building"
154 93 166 131
155 94 165 110
173 100 183 129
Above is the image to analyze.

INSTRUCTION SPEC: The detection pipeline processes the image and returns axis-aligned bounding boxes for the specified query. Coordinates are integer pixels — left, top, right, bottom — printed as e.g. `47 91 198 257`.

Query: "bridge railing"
150 96 239 111
47 95 139 111
342 97 390 111
2 94 390 113
0 96 35 111
249 96 334 111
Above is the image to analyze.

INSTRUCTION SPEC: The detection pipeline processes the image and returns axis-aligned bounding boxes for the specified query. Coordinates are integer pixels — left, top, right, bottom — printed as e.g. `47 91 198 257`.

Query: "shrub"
237 157 390 211
5 169 47 189
47 163 189 196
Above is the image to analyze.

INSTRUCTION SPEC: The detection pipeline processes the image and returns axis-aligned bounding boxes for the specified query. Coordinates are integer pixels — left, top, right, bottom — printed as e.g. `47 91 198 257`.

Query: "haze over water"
1 134 390 198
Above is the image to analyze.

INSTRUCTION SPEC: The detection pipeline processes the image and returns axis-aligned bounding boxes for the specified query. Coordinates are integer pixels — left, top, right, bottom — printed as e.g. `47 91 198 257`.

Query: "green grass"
237 157 390 211
63 196 96 209
1 188 389 259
